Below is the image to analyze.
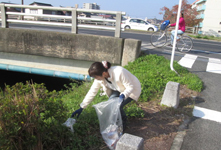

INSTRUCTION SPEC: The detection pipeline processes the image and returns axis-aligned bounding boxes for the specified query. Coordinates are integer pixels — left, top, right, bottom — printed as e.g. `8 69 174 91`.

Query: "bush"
0 82 74 150
196 34 202 38
203 36 209 39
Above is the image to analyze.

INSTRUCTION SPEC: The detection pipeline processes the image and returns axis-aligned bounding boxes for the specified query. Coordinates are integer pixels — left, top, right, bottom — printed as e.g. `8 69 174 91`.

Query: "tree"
159 0 202 27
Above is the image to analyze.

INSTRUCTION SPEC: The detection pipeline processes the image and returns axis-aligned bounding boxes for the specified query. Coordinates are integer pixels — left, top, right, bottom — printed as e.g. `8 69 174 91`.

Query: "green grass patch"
189 34 221 41
124 54 203 101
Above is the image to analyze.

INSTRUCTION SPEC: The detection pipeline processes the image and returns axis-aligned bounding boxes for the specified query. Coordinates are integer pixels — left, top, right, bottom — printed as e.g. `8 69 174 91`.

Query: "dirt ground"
124 85 199 150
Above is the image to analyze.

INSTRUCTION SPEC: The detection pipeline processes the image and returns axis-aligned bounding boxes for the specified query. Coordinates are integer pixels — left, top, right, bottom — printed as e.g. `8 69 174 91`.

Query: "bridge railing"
0 3 126 37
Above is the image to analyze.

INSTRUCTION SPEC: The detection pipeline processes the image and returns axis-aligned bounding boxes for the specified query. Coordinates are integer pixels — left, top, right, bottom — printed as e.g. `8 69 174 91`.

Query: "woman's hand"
71 107 84 118
119 94 125 100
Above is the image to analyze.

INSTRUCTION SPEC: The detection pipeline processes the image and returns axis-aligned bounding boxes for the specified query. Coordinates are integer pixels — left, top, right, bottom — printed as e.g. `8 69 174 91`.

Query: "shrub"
203 36 209 39
196 34 202 38
0 82 74 150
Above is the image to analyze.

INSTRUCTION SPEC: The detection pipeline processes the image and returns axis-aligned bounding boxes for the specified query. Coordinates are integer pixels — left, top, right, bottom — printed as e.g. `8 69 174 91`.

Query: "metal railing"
0 3 126 37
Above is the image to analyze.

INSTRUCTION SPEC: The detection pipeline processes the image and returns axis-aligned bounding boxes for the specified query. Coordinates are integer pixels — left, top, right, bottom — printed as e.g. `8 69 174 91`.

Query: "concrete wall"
0 28 125 65
0 28 141 79
122 39 141 66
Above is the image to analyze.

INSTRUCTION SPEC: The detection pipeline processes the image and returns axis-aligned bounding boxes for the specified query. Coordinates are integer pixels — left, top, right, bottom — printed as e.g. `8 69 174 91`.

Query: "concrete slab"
116 133 144 150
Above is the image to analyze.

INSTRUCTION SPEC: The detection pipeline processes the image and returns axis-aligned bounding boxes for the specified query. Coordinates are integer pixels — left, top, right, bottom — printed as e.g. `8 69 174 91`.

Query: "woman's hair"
88 61 111 77
181 12 184 18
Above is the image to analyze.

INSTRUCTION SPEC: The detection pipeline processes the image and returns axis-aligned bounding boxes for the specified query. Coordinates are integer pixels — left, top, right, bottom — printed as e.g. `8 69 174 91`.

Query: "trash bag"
63 118 76 133
93 97 123 150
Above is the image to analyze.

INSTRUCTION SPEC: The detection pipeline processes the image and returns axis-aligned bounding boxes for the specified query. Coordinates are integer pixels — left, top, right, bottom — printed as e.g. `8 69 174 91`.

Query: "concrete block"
116 133 144 150
161 81 180 108
121 39 141 66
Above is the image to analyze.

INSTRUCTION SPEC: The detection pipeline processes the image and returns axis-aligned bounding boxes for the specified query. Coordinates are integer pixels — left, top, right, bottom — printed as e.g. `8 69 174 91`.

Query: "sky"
4 0 196 20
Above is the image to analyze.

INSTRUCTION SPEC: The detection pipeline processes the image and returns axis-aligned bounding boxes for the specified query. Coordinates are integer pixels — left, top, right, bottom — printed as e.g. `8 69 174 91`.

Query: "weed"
0 82 74 150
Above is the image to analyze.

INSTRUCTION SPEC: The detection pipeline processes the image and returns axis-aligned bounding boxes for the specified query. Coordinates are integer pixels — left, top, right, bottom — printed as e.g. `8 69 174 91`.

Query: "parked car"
121 18 158 32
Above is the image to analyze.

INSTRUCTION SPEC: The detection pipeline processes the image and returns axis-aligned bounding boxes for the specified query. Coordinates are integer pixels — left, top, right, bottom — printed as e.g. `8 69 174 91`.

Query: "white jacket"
80 66 141 108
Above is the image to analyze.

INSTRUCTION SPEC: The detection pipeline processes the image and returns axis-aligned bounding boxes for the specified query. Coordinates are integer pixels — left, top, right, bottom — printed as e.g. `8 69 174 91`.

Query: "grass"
0 54 203 150
189 34 221 41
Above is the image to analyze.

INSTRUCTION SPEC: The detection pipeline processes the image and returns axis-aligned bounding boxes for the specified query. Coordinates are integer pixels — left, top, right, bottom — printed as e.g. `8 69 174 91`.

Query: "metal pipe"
6 12 72 19
0 63 91 81
7 19 72 26
170 0 183 74
78 24 115 30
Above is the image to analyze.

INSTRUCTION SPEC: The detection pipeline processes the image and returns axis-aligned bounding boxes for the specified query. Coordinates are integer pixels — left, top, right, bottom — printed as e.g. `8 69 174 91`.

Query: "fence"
0 3 126 37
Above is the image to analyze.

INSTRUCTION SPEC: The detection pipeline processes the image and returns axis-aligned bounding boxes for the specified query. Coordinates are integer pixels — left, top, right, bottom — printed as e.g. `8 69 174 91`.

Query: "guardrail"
0 3 126 37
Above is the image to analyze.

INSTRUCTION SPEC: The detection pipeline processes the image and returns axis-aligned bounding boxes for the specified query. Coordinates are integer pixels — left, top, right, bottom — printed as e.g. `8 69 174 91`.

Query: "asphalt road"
3 23 221 150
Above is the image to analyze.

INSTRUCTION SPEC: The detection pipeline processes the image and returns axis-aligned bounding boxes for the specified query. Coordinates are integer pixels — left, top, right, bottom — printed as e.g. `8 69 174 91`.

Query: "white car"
121 18 158 32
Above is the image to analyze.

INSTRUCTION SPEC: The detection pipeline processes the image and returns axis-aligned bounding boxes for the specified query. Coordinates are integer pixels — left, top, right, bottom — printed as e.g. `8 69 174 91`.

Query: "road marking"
206 58 221 74
178 54 197 68
193 106 221 123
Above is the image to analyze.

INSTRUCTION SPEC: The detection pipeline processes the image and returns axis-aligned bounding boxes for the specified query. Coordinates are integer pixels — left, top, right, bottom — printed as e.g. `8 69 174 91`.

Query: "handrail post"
0 4 8 28
71 8 77 34
115 12 122 38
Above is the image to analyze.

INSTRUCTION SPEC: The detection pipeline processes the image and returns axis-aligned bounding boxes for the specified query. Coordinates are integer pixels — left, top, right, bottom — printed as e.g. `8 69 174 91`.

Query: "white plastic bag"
63 118 76 133
93 97 123 150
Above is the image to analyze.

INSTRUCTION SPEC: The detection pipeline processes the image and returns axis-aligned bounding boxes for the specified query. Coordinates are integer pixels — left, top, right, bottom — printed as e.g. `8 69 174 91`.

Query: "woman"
71 61 141 131
169 12 185 45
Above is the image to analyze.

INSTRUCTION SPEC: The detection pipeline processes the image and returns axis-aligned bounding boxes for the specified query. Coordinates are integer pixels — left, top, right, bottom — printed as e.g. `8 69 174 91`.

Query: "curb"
170 117 191 150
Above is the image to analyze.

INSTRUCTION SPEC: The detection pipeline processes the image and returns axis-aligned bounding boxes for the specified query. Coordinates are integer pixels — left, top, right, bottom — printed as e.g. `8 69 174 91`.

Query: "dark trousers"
108 90 133 130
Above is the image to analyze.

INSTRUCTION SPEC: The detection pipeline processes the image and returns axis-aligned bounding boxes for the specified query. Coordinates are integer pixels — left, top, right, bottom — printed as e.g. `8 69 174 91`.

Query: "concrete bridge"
0 28 141 81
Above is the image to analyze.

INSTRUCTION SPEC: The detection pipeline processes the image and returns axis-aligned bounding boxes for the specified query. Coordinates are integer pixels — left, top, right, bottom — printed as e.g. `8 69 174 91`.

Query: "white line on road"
206 58 221 74
178 54 198 68
193 106 221 123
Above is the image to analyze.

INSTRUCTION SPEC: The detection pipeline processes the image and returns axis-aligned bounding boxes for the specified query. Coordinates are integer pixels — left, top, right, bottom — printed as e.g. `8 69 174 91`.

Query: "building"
24 2 65 20
0 2 23 19
83 3 100 10
192 0 221 36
